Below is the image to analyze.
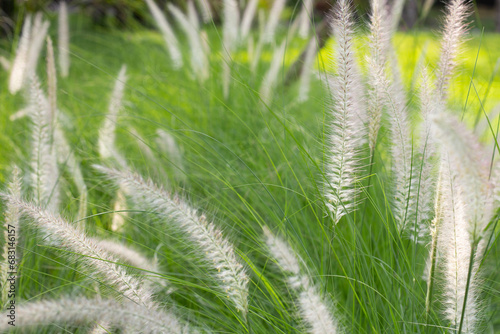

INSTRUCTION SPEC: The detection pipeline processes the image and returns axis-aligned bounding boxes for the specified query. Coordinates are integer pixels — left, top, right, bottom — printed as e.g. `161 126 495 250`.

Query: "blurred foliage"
0 0 498 34
0 1 16 39
77 0 150 28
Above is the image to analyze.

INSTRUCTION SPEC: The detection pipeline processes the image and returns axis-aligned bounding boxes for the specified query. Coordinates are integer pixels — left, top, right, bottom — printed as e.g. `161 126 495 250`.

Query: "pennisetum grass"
436 0 471 102
26 12 50 79
297 0 314 39
145 0 183 69
98 65 128 168
263 227 341 333
8 15 32 94
90 237 167 288
155 128 186 183
424 0 475 325
95 165 250 315
412 67 439 243
0 167 21 307
366 0 391 155
28 76 60 212
8 195 158 308
240 0 259 41
200 29 211 55
432 113 494 332
250 0 286 71
222 0 240 52
324 0 366 224
168 3 208 82
384 49 414 231
221 0 240 99
0 297 189 333
297 37 317 103
389 0 405 34
195 0 213 23
262 0 286 44
111 187 128 232
259 40 286 105
2 1 500 332
187 0 200 31
46 37 57 127
58 1 70 77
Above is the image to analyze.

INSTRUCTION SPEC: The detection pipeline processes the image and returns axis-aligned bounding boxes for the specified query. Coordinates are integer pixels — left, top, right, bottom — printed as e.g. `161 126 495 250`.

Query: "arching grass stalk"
457 239 478 334
425 165 443 321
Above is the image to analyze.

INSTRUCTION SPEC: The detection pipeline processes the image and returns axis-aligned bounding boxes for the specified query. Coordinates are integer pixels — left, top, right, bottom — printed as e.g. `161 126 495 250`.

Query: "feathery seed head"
259 40 286 105
324 0 366 224
298 38 317 103
410 67 441 242
9 15 32 93
240 0 259 40
1 166 22 306
58 1 70 77
298 285 341 334
187 0 200 31
145 0 183 69
8 196 157 309
0 297 188 333
28 76 60 211
436 0 471 101
432 113 493 240
262 0 286 44
98 65 127 166
298 0 314 39
384 50 414 232
168 4 208 82
366 0 392 153
263 226 300 275
263 227 341 333
195 0 213 23
432 113 493 331
94 165 249 314
26 13 50 78
46 37 57 128
223 0 240 52
437 153 481 331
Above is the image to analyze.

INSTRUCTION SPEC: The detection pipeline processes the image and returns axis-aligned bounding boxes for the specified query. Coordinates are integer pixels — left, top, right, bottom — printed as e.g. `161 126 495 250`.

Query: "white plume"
8 15 32 93
263 227 341 333
98 65 128 168
145 0 183 69
95 165 250 314
168 4 208 82
259 40 286 105
58 1 70 77
240 0 259 40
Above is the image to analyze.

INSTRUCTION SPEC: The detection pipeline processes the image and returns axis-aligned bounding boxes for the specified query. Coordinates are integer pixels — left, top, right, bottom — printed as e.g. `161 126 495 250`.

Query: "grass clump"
0 0 500 333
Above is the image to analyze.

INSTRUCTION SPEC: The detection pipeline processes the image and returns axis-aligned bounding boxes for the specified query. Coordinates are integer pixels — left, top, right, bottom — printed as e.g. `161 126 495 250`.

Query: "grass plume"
58 1 70 77
95 165 250 314
7 196 157 309
0 297 188 333
145 0 183 69
98 65 128 167
0 167 22 307
324 0 366 224
263 227 341 333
